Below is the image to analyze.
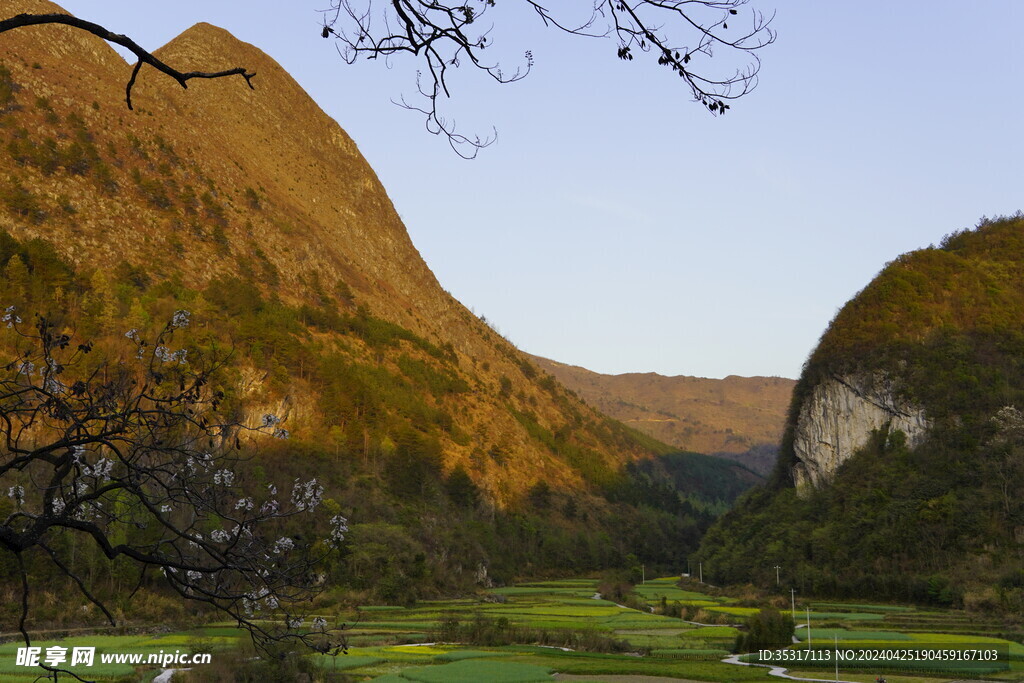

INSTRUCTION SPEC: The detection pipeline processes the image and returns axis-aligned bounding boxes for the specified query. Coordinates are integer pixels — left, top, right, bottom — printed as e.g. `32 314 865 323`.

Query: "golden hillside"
0 0 659 505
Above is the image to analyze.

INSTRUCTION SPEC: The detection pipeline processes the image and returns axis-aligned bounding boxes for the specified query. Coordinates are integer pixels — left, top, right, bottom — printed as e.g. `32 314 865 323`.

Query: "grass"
811 602 916 613
796 629 914 641
375 659 552 681
3 578 1020 682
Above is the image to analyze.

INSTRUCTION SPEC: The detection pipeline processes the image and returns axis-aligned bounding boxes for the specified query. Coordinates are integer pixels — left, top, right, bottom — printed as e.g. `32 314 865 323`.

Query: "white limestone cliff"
792 374 929 489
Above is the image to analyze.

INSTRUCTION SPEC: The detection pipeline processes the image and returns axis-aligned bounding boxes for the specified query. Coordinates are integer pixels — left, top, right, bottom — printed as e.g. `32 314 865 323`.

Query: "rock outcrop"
792 373 929 488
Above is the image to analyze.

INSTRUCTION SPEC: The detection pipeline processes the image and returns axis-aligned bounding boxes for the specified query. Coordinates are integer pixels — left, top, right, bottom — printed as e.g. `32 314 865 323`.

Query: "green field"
1 577 1021 682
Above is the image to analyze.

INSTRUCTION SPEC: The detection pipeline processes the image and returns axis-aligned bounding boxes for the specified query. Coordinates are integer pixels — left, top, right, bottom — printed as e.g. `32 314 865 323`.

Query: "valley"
1 577 1019 681
0 2 1022 682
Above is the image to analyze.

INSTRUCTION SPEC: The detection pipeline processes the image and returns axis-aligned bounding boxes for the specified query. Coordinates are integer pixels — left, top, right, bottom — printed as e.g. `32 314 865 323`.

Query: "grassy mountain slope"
531 355 793 474
694 215 1024 611
0 1 758 617
0 0 651 503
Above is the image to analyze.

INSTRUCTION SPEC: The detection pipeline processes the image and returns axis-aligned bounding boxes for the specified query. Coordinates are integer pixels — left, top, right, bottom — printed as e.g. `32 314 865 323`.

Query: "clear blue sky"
53 1 1024 379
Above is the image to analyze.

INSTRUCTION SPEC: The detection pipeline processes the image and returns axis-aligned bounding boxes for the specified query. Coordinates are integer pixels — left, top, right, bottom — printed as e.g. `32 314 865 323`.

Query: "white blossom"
234 497 254 511
153 345 188 364
243 587 270 616
6 485 24 503
287 617 303 629
187 570 202 581
43 375 66 394
329 514 349 545
273 428 289 440
272 536 295 554
312 616 327 631
213 469 234 486
50 497 66 515
160 504 172 513
83 457 114 482
210 529 230 543
2 305 22 327
171 310 191 328
260 499 280 515
125 328 141 342
261 414 281 427
17 361 34 375
290 478 323 512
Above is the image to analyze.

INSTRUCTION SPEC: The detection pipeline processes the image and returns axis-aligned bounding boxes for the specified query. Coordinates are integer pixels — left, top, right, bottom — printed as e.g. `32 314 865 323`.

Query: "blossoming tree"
0 309 347 677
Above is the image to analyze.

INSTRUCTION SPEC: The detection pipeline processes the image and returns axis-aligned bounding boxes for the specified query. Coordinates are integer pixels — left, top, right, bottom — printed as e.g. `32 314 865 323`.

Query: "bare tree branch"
322 0 776 154
0 13 256 110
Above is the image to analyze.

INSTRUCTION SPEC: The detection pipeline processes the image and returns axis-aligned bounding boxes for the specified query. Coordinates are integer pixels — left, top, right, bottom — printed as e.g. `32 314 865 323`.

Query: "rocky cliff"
695 215 1024 603
791 373 928 488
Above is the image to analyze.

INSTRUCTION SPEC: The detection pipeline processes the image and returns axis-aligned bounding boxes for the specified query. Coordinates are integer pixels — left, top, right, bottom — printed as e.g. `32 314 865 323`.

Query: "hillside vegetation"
695 215 1024 612
0 1 759 626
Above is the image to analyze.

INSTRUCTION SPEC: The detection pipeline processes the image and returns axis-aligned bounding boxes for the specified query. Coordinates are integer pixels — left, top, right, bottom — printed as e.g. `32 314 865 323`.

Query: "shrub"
733 607 794 653
1 179 45 223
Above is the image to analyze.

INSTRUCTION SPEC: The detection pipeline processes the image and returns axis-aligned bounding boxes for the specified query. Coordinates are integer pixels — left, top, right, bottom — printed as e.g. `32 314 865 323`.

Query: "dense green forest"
695 215 1024 612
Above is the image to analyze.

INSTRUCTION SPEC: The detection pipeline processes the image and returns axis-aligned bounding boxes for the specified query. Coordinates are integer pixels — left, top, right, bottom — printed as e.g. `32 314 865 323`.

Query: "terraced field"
1 578 1021 681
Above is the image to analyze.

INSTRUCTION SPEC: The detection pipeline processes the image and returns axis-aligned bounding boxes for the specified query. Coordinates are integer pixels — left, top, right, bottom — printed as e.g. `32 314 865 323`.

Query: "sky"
50 1 1024 379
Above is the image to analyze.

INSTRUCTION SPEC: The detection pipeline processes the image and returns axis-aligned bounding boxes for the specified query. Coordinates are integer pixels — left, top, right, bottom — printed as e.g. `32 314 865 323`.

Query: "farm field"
0 577 1021 681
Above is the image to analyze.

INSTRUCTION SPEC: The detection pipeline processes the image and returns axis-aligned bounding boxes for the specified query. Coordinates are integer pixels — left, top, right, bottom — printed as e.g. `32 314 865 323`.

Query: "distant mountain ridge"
530 355 794 474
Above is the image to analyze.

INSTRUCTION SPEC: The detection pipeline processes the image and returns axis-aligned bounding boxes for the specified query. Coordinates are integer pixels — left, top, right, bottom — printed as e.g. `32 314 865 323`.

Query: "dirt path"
721 654 857 682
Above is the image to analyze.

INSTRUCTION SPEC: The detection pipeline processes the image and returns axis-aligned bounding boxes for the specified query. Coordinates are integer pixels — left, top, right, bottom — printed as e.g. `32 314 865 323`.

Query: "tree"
985 406 1024 522
1 2 774 156
734 606 793 653
0 309 348 679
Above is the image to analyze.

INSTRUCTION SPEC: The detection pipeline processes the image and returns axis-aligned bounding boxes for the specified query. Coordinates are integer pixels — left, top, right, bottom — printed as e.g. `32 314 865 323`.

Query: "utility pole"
699 562 703 584
834 635 839 682
790 588 796 620
806 606 811 647
773 564 781 586
642 564 645 584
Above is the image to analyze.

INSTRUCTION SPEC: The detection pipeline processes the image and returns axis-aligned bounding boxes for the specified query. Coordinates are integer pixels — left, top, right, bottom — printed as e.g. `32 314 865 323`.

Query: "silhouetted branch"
0 13 256 109
322 0 775 154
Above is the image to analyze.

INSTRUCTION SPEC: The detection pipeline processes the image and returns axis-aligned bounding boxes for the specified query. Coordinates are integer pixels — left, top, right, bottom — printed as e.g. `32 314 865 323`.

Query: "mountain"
0 0 638 499
530 356 794 475
0 0 749 604
695 215 1024 612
